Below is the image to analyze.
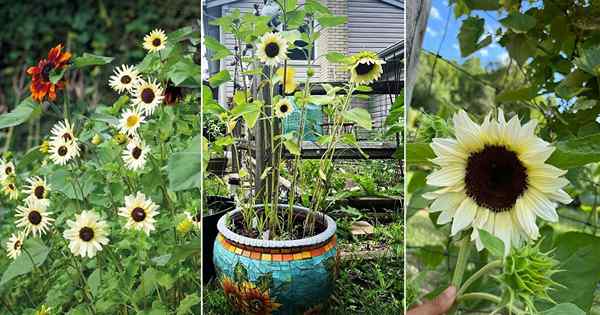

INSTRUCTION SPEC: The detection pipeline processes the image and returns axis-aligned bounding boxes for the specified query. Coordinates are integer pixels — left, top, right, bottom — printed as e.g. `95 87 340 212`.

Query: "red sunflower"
221 276 246 312
27 44 72 103
239 282 282 315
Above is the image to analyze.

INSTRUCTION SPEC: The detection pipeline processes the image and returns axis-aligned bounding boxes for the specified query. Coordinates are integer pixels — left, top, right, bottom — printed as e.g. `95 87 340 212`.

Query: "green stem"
457 260 503 296
448 236 472 315
458 292 526 314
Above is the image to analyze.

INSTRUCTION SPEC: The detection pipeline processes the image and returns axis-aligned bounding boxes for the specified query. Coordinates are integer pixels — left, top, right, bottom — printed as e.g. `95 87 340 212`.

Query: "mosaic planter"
214 205 338 315
203 196 236 283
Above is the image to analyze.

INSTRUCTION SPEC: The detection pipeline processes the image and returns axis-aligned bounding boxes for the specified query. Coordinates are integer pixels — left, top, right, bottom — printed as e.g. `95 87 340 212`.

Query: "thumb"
408 286 457 315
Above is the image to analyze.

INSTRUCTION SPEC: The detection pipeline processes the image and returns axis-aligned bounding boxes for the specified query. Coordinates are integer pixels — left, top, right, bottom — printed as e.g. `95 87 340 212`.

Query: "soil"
230 209 328 241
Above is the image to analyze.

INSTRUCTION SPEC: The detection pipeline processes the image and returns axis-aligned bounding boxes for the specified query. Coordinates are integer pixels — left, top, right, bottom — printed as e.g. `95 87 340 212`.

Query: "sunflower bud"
39 141 50 154
35 305 52 315
177 219 193 234
499 242 561 312
307 67 315 78
91 134 103 145
114 133 127 145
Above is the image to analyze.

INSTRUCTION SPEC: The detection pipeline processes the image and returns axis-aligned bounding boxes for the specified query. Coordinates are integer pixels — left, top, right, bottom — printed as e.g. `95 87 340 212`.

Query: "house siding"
347 0 404 55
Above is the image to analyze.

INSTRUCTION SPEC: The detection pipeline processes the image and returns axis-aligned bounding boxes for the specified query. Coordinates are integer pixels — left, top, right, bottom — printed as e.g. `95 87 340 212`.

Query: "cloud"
498 52 510 64
430 7 441 20
479 49 489 57
426 27 438 37
452 43 459 51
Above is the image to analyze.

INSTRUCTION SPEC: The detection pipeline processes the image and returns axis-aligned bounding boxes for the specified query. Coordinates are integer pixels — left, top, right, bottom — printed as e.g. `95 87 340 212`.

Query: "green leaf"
168 26 195 43
283 139 300 155
478 229 504 257
502 33 537 65
342 108 372 130
204 36 232 61
171 239 201 263
495 86 538 102
0 98 38 129
406 143 434 164
167 136 201 191
176 293 201 315
0 239 50 287
458 16 492 57
555 70 591 99
542 303 585 315
87 269 101 297
49 169 98 200
72 53 114 68
230 100 262 129
49 68 66 84
463 0 500 10
168 58 201 87
574 45 600 75
317 15 347 28
305 0 330 14
208 70 231 88
499 12 537 33
355 85 373 92
546 133 600 169
325 52 351 64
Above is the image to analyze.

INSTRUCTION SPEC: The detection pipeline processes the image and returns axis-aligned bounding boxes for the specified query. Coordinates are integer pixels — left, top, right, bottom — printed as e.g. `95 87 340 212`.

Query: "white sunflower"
63 210 109 258
0 159 15 181
257 32 288 66
118 108 145 135
109 65 140 93
274 98 294 119
49 138 79 165
143 29 167 53
131 78 164 116
24 176 51 201
349 51 385 85
15 197 54 237
118 192 159 235
425 110 572 255
2 180 19 200
5 232 25 260
185 211 201 230
50 120 77 144
122 140 149 171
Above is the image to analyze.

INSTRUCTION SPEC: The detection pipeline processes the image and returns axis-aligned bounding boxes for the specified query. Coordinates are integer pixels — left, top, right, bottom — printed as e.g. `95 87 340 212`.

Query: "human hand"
407 286 457 315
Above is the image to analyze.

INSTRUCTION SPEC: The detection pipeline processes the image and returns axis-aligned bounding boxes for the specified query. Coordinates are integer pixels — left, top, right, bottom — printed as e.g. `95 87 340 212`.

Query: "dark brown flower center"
355 62 375 76
193 213 201 222
265 42 280 58
279 104 289 113
248 299 264 312
8 183 14 190
62 133 72 141
34 186 45 199
152 38 162 47
13 240 20 250
131 207 146 222
5 166 12 175
58 146 68 156
28 210 42 225
121 75 132 84
41 62 55 81
141 88 155 104
79 227 94 242
132 146 142 159
464 145 528 212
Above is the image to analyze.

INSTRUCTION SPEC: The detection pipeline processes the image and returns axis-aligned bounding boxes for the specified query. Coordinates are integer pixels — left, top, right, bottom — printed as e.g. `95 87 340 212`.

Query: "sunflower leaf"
342 107 372 130
176 293 201 315
72 53 114 68
478 229 505 257
208 70 231 88
547 133 600 169
305 0 330 14
0 239 49 288
317 14 347 28
204 36 232 61
0 97 37 130
167 136 202 191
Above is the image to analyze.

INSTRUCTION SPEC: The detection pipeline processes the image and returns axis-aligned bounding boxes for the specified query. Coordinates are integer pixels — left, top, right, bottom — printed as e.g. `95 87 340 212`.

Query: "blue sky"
422 0 509 66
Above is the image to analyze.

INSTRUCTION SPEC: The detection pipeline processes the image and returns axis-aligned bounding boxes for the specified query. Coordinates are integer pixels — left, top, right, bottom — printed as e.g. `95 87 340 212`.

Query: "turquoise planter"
213 205 338 315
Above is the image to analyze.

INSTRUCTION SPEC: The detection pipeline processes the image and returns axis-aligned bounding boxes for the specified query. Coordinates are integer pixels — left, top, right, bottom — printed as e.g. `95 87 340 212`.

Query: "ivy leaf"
478 229 504 257
208 70 231 88
547 133 600 169
499 12 537 33
317 15 347 28
458 16 492 57
0 98 39 129
72 53 114 68
342 108 372 130
0 239 50 288
204 36 232 61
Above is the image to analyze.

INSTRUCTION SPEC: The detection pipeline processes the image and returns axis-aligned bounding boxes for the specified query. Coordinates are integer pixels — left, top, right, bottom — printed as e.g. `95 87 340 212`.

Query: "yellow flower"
177 218 193 234
274 98 294 119
39 140 50 154
349 51 385 85
143 29 167 53
276 67 297 94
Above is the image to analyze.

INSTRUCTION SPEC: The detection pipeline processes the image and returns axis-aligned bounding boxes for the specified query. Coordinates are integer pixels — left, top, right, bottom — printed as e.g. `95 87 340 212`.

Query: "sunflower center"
126 115 139 128
265 42 280 58
248 299 264 312
121 75 132 84
355 62 375 76
34 186 45 199
194 213 201 222
79 227 94 242
8 183 14 190
28 211 42 225
62 133 72 141
5 166 12 175
279 104 289 113
58 146 68 156
131 207 146 222
132 146 142 159
465 145 528 212
13 240 20 250
152 38 162 47
141 88 155 104
41 62 55 81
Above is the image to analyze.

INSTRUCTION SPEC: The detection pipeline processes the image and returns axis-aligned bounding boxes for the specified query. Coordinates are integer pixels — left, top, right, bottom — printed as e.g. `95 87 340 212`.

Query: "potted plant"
204 0 384 313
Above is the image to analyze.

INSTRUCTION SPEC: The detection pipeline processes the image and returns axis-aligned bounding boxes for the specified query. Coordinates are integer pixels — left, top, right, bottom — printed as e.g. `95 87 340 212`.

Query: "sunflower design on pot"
349 51 385 85
63 210 109 258
15 197 54 237
257 32 288 66
143 29 167 53
425 110 572 254
221 276 246 312
274 98 293 119
240 282 282 315
118 191 159 235
26 44 71 102
109 64 140 93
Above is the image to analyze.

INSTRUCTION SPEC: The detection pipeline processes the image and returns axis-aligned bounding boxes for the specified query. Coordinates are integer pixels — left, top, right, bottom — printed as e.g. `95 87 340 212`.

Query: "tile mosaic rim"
216 204 337 248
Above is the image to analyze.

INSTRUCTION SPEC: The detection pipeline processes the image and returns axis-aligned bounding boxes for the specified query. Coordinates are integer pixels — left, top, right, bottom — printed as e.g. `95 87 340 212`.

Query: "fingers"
407 286 457 315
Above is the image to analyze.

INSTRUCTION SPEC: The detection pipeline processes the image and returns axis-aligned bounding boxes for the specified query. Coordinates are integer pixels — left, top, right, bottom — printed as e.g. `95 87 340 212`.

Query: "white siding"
347 0 404 55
